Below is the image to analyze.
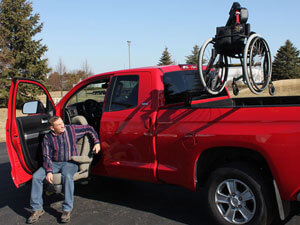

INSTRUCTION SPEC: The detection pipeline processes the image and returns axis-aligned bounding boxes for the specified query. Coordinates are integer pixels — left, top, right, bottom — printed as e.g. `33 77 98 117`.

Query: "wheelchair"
197 2 275 96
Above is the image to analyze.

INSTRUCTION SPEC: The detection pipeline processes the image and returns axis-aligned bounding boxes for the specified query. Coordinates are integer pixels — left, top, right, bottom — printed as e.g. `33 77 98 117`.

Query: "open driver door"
6 78 55 187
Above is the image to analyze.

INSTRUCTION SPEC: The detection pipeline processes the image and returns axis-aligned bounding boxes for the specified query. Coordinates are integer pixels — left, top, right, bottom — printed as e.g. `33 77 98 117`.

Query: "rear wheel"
198 38 229 95
206 163 276 225
243 34 272 94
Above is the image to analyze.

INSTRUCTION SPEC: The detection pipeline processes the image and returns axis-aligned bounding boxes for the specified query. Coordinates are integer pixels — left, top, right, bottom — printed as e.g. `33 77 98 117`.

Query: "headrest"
71 116 88 125
240 8 248 24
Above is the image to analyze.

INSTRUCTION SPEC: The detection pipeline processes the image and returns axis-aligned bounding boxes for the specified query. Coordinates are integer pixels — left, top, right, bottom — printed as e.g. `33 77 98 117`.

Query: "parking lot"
1 142 300 225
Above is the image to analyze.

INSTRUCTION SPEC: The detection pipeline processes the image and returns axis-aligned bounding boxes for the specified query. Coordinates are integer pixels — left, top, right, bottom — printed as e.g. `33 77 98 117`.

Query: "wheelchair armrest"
71 155 93 163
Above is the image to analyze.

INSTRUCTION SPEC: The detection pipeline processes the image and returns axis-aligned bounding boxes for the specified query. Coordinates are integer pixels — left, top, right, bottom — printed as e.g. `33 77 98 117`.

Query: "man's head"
49 116 65 135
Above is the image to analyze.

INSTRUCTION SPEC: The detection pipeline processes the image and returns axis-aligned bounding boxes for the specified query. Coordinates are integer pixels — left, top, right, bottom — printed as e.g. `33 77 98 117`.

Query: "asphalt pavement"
1 142 300 225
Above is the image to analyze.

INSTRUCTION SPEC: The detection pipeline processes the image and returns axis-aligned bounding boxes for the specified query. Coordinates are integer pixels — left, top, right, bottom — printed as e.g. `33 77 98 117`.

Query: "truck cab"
8 65 225 187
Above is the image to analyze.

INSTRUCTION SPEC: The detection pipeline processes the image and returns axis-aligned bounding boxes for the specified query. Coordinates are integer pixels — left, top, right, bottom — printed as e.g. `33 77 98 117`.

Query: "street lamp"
127 40 131 69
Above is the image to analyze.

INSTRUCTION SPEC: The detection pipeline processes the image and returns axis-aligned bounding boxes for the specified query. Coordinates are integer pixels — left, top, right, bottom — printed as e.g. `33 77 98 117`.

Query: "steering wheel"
64 108 72 125
83 99 99 120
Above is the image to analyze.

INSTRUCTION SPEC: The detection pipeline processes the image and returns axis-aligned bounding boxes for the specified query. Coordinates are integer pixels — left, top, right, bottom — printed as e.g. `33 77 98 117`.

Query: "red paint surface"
6 66 300 201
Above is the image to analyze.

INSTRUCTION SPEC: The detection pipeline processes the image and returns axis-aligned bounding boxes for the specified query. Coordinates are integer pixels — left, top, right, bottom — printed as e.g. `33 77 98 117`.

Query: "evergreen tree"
185 45 200 65
272 40 300 80
158 47 174 66
0 0 50 107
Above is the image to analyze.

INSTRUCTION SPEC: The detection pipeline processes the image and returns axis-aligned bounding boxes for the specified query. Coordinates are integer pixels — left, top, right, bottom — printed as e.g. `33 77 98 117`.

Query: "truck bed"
192 95 300 108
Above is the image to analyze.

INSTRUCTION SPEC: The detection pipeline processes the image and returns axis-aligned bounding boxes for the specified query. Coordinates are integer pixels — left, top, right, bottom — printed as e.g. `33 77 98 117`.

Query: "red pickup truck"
6 64 300 225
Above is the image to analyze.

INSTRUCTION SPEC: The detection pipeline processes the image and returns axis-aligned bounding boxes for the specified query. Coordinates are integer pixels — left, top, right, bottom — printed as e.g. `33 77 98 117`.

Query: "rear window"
163 70 227 105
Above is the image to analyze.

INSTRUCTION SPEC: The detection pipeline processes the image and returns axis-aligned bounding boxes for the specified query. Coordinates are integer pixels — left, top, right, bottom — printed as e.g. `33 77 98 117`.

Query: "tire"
243 34 272 95
198 38 228 95
206 163 276 225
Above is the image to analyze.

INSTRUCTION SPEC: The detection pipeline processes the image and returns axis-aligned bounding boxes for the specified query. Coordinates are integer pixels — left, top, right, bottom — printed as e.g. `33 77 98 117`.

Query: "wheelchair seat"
50 115 93 192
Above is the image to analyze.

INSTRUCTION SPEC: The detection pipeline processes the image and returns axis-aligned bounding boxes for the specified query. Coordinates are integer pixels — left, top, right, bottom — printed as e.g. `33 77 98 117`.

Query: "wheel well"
195 147 273 188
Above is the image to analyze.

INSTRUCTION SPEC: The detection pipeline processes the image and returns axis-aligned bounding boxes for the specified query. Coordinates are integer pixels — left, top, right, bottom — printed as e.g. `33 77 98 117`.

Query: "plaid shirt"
42 125 100 173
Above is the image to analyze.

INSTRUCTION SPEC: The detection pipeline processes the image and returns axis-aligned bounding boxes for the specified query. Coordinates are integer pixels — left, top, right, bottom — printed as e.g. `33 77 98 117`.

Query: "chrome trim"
24 130 49 140
215 179 256 224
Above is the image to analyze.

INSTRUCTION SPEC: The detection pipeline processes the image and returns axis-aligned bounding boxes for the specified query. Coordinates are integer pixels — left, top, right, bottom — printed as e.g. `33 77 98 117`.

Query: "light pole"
127 40 131 69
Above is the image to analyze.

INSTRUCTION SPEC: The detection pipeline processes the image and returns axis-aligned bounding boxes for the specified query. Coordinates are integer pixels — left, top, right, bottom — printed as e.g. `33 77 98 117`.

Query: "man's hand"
92 143 101 154
46 172 53 184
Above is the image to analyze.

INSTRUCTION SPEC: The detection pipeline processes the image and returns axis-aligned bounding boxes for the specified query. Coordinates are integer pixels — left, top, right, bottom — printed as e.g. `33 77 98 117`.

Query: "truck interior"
63 79 110 134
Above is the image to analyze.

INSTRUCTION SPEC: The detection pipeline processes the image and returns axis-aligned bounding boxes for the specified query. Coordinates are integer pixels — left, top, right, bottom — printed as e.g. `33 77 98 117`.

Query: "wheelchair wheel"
198 38 228 95
269 82 276 96
232 82 239 96
243 34 272 94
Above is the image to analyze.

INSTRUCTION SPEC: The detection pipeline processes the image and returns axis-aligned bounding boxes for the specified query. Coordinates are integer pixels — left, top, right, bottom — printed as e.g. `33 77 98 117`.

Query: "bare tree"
82 59 93 77
55 58 67 97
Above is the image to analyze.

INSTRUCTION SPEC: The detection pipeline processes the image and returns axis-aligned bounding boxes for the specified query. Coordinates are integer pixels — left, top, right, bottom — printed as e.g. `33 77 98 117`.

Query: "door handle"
144 117 152 129
41 119 48 124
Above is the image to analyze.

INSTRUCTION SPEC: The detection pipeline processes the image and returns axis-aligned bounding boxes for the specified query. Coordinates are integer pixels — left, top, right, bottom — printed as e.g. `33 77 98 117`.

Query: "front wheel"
206 164 276 225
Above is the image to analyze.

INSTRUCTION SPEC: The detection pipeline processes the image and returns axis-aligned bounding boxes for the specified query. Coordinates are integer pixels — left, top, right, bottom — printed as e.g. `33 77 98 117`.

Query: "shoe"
61 211 71 223
27 209 45 224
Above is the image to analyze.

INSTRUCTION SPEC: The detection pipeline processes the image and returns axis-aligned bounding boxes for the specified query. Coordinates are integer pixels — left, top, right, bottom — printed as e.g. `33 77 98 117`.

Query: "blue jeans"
30 162 78 212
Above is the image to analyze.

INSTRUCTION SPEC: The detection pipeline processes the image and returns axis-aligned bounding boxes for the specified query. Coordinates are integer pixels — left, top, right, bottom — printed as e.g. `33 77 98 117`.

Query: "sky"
31 0 300 75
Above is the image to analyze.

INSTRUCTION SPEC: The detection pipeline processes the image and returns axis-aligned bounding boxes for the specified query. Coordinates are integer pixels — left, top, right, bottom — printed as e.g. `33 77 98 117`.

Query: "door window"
105 75 139 112
15 82 52 116
66 79 109 107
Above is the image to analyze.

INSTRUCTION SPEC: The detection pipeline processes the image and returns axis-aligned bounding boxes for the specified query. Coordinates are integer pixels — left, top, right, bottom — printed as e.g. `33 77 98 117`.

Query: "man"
27 116 100 224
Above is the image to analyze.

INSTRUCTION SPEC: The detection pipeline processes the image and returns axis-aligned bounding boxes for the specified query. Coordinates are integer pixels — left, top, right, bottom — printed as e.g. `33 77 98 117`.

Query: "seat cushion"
71 155 93 163
52 173 62 185
52 170 89 185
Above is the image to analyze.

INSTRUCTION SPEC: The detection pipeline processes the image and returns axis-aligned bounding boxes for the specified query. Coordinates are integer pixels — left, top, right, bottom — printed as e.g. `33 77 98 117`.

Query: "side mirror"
22 101 46 114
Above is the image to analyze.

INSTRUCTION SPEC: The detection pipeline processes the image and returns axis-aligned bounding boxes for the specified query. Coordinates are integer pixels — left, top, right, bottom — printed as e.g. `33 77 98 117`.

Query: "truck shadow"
75 176 212 225
0 162 31 216
0 162 63 222
0 159 211 224
1 160 300 225
75 176 300 225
